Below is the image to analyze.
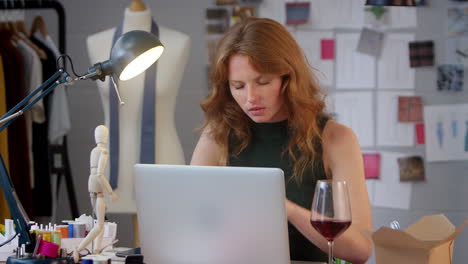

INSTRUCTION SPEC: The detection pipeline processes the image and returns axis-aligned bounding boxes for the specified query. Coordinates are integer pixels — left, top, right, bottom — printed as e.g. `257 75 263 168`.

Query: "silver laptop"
134 164 291 264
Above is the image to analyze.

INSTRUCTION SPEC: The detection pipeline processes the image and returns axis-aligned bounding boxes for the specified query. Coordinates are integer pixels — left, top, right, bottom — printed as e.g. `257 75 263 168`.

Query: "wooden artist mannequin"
86 0 190 213
73 125 118 262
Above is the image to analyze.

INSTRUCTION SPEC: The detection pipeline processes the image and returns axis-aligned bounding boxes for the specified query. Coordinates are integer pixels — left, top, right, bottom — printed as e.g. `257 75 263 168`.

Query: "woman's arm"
286 120 373 264
190 125 224 166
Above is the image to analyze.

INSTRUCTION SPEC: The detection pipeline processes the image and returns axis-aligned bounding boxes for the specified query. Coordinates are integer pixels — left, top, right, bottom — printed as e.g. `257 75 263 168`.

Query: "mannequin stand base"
6 256 75 264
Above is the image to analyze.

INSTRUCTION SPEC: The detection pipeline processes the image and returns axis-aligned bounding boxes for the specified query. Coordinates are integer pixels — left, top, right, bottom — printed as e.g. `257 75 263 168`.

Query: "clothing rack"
0 0 65 53
0 0 79 219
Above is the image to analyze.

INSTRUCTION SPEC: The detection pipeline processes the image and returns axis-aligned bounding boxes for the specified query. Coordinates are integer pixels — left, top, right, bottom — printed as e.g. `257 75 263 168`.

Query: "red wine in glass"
310 220 351 241
310 180 351 264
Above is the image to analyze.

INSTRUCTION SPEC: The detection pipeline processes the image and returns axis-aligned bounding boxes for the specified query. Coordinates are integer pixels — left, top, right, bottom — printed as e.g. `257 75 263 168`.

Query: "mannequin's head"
95 125 109 145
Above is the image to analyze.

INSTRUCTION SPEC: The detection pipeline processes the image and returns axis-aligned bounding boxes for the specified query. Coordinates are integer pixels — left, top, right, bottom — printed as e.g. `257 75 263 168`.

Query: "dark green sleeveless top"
228 117 329 262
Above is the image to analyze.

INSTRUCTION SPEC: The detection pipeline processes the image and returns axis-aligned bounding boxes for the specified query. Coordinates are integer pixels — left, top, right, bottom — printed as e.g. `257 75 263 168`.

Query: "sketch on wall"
424 104 468 162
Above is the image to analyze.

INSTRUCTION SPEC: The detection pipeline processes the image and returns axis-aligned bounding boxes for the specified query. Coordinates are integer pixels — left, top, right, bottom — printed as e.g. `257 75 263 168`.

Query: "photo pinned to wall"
398 96 423 123
437 64 464 91
205 8 229 34
363 153 381 179
448 8 468 37
424 104 468 162
231 6 256 26
285 2 310 26
357 28 384 58
398 156 425 182
238 0 263 3
409 41 434 67
216 0 237 5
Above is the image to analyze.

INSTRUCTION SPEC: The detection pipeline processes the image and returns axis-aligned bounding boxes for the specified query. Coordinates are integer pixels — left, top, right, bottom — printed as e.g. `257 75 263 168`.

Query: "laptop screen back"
134 164 290 264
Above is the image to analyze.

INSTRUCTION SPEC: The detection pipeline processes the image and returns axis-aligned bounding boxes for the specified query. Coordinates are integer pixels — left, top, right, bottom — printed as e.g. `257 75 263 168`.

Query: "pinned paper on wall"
295 31 334 87
377 91 415 146
378 33 415 89
286 2 310 25
398 156 425 181
387 7 417 28
366 180 376 205
357 27 384 58
437 65 464 91
336 33 376 89
329 92 374 147
363 153 381 179
415 123 425 145
448 8 468 37
446 37 468 66
409 41 434 67
309 0 367 29
398 96 423 123
321 39 335 60
333 0 367 28
257 0 286 24
424 104 468 162
373 152 413 209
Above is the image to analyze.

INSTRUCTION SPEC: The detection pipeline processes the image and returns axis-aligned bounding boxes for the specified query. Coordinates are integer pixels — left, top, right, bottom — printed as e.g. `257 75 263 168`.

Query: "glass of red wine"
310 180 351 264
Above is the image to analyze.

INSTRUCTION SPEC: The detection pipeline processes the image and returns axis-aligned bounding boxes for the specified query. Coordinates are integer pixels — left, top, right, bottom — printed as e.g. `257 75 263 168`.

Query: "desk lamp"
0 30 164 264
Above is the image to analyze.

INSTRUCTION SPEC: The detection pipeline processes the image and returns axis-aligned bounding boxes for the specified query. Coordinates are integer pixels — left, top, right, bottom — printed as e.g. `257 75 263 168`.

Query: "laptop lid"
134 164 291 264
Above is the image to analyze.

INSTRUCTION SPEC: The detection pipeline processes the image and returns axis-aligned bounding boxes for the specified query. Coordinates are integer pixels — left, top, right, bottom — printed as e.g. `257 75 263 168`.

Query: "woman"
191 17 372 263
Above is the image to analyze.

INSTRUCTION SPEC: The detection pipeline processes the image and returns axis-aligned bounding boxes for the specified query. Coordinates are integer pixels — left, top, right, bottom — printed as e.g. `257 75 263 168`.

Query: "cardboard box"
372 214 468 264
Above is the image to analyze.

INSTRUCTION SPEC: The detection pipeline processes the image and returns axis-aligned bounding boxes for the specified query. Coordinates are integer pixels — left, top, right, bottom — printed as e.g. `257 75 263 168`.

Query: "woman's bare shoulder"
190 124 224 166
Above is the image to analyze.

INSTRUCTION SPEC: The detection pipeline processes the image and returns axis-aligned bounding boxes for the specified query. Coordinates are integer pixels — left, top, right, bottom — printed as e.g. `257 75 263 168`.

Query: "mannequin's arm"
97 149 118 201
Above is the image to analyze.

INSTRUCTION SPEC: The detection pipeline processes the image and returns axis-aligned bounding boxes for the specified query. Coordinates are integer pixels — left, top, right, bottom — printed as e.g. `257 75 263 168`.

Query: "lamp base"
6 256 75 264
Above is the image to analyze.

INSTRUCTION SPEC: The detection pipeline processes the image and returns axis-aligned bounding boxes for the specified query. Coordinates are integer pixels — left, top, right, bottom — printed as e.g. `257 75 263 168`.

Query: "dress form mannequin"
86 1 190 213
73 125 118 262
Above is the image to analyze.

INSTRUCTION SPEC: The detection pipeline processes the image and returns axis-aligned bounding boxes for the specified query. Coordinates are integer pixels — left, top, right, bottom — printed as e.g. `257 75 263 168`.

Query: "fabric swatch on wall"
415 123 425 145
321 39 335 60
448 8 468 36
363 153 381 179
409 41 434 67
437 65 464 91
357 28 384 58
398 96 423 122
398 156 425 181
285 2 310 25
366 0 422 6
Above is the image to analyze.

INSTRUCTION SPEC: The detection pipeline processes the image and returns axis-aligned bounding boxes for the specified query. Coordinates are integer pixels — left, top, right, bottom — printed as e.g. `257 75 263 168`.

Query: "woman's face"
228 54 288 123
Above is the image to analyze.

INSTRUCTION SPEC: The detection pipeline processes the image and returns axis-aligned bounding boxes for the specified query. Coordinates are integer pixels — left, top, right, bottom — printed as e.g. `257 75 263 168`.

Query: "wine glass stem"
328 241 334 264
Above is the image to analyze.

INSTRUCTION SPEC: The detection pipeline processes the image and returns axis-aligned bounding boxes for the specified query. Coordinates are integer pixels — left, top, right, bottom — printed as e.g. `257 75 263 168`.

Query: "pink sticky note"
321 39 335 60
363 153 380 179
415 123 425 145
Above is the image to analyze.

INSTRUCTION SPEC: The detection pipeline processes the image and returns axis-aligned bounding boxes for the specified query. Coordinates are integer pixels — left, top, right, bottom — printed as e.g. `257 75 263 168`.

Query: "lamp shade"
110 30 164 80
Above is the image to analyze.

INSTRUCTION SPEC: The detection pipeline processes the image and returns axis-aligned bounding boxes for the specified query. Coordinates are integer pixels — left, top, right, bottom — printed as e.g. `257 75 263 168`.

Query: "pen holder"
6 256 75 264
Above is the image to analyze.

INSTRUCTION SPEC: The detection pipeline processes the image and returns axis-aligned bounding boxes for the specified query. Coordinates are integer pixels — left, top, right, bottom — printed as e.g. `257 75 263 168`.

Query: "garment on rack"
0 29 33 217
30 35 57 217
0 54 11 221
16 39 44 190
34 33 71 145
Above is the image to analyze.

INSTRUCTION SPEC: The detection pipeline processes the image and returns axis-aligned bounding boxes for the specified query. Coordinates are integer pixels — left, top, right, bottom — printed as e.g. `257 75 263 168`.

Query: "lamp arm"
0 70 67 132
0 70 71 253
0 153 32 249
